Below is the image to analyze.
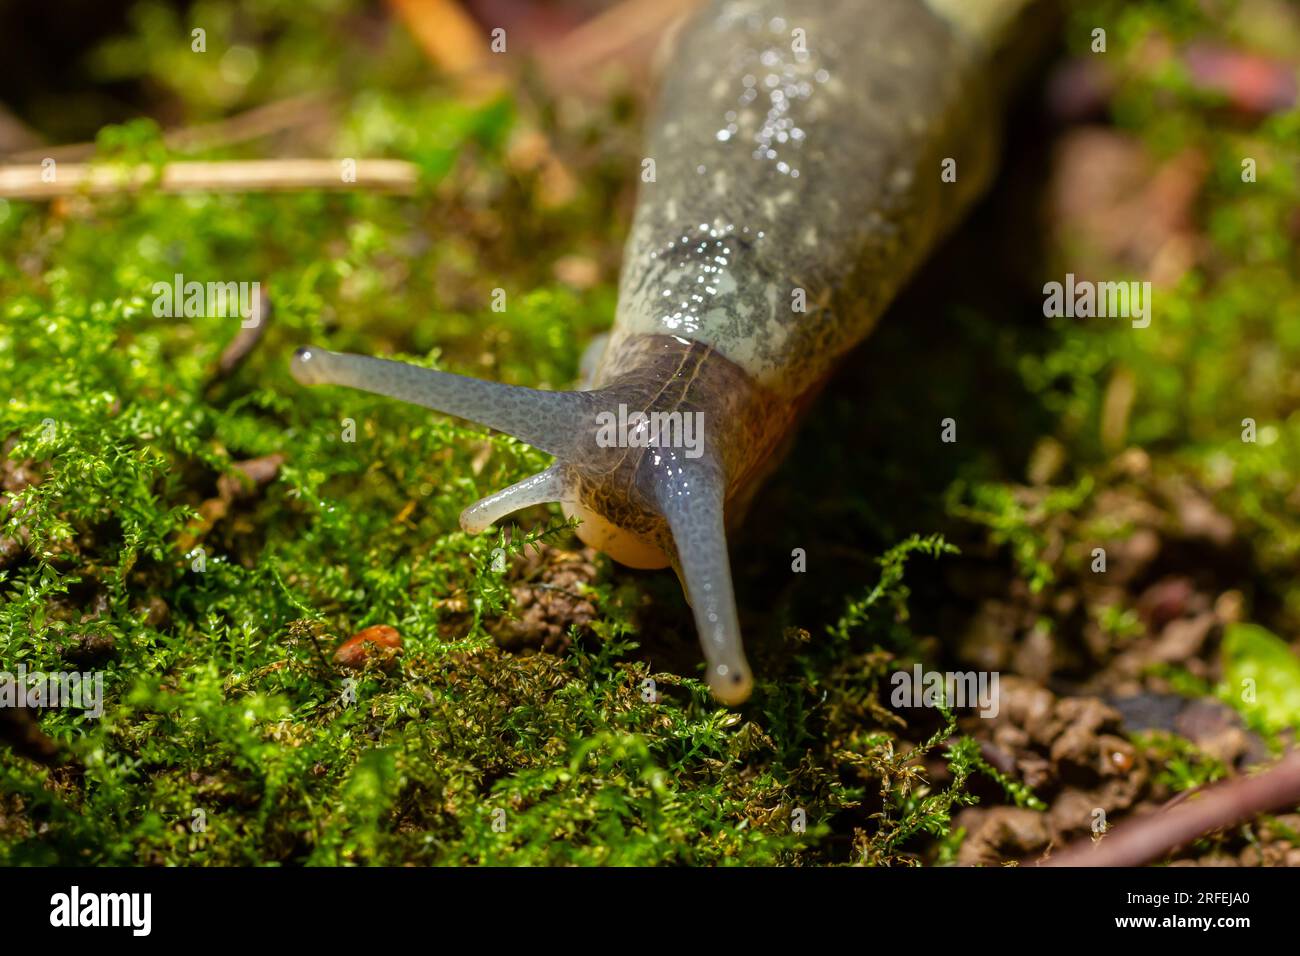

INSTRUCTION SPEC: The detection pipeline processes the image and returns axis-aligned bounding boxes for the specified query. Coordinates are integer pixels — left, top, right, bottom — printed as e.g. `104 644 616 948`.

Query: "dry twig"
0 158 418 199
1037 749 1300 866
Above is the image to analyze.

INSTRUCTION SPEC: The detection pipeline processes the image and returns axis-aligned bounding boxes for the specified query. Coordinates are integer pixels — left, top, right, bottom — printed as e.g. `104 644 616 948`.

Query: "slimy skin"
291 0 1045 705
608 0 1004 395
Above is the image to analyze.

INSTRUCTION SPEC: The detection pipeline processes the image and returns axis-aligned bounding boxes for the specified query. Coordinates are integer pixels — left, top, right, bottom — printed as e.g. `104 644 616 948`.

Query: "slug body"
292 0 1045 703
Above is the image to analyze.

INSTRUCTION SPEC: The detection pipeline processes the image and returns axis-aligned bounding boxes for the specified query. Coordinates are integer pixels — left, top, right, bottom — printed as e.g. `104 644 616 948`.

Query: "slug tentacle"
291 346 595 458
459 464 573 534
640 448 752 705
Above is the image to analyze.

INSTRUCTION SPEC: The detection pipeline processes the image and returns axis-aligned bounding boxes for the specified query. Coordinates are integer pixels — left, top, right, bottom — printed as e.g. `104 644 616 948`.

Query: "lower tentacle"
460 464 572 533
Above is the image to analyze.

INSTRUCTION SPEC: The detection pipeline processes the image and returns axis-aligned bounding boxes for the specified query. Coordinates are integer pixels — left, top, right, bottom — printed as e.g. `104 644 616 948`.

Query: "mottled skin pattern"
291 0 1046 703
602 0 1006 398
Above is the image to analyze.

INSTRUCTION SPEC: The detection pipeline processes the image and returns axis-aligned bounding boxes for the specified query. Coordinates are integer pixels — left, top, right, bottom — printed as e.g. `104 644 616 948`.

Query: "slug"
291 0 1049 704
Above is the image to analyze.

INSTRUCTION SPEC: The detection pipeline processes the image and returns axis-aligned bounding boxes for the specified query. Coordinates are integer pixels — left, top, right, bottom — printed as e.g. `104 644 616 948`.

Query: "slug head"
290 336 778 705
